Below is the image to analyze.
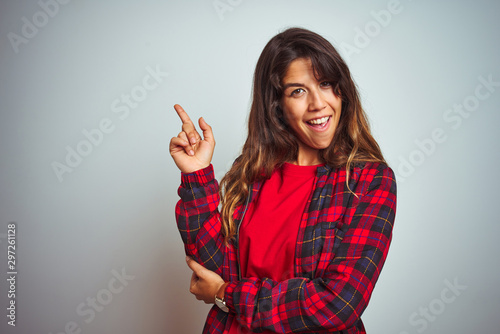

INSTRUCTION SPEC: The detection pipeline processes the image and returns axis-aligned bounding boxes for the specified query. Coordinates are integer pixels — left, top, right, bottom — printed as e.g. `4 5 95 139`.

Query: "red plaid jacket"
176 162 397 333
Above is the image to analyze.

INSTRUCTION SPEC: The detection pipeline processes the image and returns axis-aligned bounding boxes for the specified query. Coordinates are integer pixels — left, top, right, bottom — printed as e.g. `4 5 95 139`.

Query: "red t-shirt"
229 162 320 333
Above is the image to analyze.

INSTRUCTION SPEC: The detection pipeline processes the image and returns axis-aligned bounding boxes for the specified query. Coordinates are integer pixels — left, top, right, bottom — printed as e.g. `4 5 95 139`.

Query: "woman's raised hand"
169 104 215 173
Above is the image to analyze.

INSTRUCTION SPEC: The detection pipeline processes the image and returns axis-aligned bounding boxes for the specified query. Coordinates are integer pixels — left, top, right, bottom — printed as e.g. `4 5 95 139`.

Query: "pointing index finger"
174 104 193 125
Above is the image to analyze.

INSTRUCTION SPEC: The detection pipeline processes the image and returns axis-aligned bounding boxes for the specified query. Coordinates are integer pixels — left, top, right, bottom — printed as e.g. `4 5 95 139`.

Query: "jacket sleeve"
175 164 225 274
222 165 397 333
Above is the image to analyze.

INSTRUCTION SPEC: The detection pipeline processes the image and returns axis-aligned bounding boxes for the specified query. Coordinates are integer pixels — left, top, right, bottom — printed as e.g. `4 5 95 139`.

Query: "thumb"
186 256 204 276
198 117 215 145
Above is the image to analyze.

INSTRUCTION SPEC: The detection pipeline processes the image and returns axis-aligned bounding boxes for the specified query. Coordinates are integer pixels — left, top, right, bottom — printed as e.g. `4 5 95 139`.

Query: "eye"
320 81 332 88
290 88 305 97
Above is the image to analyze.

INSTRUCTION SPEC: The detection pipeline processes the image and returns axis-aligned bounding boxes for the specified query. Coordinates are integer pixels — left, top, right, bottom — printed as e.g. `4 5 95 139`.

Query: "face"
280 58 342 165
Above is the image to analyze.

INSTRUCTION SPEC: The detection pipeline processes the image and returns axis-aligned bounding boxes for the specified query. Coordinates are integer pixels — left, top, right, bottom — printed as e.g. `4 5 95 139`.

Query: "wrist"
216 282 229 301
180 164 214 185
180 163 210 174
214 282 230 312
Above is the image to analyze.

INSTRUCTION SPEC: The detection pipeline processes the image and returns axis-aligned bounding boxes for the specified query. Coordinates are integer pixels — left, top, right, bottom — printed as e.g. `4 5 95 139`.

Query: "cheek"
283 102 305 123
281 105 297 125
327 94 342 110
285 113 304 132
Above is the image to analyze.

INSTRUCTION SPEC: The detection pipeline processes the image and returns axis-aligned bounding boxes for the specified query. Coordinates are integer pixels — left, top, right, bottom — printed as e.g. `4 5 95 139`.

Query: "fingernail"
189 150 194 156
186 256 191 262
190 137 197 144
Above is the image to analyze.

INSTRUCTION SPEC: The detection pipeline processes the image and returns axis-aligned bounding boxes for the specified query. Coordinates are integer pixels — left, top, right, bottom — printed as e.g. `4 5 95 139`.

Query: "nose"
308 88 326 112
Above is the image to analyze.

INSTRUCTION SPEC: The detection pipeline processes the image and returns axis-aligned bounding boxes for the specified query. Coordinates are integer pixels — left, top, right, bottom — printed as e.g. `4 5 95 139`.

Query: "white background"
1 0 499 333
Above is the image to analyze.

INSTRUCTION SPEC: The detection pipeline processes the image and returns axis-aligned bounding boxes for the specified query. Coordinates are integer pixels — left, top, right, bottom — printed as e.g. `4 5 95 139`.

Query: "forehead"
282 58 320 83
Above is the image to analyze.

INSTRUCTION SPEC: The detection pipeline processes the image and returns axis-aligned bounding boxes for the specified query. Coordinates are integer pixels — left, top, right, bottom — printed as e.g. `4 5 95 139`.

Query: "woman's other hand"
169 104 215 173
186 256 225 304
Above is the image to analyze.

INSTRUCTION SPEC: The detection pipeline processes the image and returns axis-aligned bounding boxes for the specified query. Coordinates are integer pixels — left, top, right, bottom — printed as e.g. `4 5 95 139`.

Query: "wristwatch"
215 283 229 312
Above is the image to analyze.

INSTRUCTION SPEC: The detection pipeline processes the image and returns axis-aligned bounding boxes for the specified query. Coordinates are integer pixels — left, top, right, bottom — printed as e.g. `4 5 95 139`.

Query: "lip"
305 115 332 132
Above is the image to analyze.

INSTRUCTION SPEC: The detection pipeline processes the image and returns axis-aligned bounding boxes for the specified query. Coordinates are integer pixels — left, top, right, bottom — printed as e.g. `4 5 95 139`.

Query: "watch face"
215 297 229 312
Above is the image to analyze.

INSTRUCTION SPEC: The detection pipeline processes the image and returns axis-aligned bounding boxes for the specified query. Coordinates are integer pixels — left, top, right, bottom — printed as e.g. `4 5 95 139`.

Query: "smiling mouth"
307 116 331 127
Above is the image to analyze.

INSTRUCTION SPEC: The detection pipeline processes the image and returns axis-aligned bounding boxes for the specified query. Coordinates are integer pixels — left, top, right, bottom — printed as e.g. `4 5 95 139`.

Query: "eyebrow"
282 82 306 90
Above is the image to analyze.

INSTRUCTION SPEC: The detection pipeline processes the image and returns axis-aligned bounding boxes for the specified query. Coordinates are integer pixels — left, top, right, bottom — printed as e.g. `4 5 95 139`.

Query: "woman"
170 27 397 334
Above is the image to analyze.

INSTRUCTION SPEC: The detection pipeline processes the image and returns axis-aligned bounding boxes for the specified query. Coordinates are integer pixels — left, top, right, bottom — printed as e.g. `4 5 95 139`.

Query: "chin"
317 142 333 150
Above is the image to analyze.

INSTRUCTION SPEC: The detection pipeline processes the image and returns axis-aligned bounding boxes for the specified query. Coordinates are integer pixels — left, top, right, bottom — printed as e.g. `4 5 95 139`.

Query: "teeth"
308 116 330 125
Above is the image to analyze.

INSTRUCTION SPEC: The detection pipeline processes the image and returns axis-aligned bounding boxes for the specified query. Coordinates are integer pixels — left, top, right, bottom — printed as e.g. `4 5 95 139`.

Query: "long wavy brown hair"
220 27 386 242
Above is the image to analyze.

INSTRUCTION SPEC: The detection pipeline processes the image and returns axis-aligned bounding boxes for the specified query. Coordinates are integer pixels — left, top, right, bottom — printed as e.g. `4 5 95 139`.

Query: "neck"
292 145 322 166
